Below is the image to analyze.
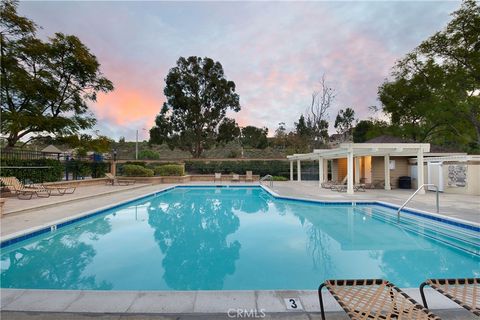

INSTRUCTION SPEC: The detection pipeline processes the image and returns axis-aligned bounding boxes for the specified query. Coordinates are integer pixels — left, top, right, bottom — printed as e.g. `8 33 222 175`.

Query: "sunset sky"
19 1 460 141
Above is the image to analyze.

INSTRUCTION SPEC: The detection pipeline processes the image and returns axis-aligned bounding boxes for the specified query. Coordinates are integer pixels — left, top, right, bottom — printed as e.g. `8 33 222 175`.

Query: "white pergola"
286 143 430 195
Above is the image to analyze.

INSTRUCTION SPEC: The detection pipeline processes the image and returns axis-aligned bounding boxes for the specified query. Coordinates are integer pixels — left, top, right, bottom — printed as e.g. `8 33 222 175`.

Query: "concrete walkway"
271 181 480 224
1 184 170 237
1 309 477 320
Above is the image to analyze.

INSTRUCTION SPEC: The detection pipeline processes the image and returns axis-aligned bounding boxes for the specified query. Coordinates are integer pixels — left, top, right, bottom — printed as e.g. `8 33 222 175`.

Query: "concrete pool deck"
1 181 478 318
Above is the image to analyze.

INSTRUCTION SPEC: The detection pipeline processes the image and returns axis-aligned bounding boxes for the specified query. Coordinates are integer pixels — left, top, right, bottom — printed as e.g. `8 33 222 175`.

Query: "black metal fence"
0 148 65 160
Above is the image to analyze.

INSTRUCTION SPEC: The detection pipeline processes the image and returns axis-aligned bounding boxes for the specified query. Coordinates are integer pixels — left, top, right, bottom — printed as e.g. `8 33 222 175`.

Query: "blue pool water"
1 186 478 290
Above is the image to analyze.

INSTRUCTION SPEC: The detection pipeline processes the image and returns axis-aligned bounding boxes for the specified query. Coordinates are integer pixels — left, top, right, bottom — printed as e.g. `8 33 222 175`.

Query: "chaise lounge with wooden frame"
420 278 479 316
105 173 136 186
231 173 240 182
318 279 440 320
0 177 51 200
245 171 254 182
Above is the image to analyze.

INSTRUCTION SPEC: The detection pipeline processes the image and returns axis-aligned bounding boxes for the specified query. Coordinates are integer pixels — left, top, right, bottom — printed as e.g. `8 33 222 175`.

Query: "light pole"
135 128 147 160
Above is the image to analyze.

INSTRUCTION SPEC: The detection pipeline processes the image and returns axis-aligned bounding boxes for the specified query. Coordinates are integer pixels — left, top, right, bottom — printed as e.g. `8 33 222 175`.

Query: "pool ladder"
397 184 439 222
260 175 273 188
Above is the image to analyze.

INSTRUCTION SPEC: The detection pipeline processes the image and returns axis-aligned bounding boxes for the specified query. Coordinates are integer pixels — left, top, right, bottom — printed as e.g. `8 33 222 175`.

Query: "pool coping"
1 184 478 246
0 184 474 314
0 287 462 314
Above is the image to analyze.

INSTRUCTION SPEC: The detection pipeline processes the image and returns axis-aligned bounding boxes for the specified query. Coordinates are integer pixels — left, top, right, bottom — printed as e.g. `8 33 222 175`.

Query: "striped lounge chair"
420 278 479 316
319 279 440 320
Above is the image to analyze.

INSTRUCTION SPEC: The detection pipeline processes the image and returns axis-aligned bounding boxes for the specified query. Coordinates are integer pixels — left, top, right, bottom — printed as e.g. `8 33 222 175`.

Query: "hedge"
185 160 293 178
153 164 184 176
0 159 63 183
138 150 160 160
122 164 154 177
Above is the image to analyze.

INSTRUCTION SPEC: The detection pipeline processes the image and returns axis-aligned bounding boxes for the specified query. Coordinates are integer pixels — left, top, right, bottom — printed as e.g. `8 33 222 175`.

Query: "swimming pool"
1 186 478 290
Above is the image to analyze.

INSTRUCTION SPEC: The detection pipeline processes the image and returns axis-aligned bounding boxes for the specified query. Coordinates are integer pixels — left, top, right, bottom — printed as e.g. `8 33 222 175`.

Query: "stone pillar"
384 154 391 190
111 161 117 176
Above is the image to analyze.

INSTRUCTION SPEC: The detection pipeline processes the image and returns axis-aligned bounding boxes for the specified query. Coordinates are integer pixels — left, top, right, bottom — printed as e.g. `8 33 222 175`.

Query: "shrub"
185 160 292 178
0 159 63 183
272 176 288 181
122 164 154 177
91 162 109 178
154 164 184 176
138 150 160 160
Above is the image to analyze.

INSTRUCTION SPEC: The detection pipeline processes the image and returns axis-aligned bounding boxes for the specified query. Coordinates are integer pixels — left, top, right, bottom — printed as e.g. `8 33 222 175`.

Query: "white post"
290 161 293 181
347 151 354 194
297 160 301 182
135 129 139 160
354 157 360 184
318 157 324 187
384 154 391 190
417 148 425 194
323 159 329 182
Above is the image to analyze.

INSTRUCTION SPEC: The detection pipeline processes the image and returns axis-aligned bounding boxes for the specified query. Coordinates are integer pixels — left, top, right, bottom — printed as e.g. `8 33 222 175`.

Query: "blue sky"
18 1 460 140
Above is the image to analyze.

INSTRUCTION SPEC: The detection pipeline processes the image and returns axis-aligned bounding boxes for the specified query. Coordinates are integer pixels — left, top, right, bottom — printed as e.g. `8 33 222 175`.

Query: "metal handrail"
260 174 273 188
397 184 439 222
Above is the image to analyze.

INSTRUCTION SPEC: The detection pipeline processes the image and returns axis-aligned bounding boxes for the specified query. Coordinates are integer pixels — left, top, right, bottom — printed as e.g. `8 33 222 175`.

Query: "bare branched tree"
303 75 335 146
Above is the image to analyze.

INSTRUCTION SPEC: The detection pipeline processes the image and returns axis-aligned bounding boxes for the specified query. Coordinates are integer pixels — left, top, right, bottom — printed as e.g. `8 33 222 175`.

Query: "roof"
287 142 431 160
41 145 63 153
365 135 464 153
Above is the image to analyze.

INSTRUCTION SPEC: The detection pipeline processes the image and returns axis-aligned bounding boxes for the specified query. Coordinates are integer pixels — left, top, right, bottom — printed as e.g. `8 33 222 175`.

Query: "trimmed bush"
185 160 293 178
90 162 109 178
272 176 288 181
154 164 184 176
0 159 63 183
122 164 154 177
138 150 160 160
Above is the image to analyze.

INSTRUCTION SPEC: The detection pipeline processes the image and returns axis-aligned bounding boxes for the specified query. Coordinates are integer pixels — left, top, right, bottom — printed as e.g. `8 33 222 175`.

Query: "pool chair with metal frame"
0 177 51 200
331 176 348 191
318 279 440 320
231 173 240 182
105 173 136 186
420 278 479 316
214 172 222 183
43 181 79 195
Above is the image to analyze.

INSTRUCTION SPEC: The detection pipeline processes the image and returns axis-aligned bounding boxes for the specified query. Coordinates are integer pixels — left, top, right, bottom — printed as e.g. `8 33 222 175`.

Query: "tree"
353 119 391 142
303 76 334 145
273 122 287 149
0 1 114 147
334 108 356 141
54 134 113 153
378 0 480 151
149 56 240 157
241 126 268 149
216 118 240 146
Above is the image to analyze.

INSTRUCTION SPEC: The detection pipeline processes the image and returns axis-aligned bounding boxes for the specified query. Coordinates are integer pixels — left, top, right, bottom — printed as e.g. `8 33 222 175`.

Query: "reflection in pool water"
1 187 478 290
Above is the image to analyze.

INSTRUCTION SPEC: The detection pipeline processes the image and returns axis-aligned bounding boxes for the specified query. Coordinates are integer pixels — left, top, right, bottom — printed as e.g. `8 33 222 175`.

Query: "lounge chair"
321 180 337 189
245 171 254 182
0 177 51 200
105 173 135 186
420 278 479 316
232 174 240 182
331 176 348 191
214 173 222 183
319 279 440 320
43 181 79 195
